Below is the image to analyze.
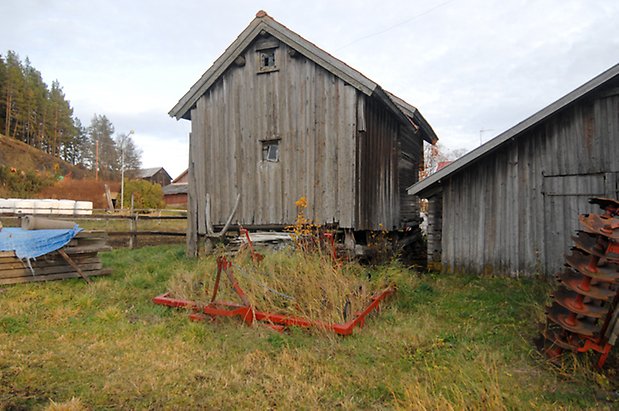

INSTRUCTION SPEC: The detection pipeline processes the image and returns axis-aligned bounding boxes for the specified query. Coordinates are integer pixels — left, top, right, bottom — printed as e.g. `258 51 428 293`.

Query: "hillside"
0 133 91 179
0 133 118 205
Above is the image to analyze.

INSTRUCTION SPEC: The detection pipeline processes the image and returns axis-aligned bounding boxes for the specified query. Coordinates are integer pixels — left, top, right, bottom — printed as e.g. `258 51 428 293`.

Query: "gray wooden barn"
128 167 172 187
408 64 619 276
169 11 437 255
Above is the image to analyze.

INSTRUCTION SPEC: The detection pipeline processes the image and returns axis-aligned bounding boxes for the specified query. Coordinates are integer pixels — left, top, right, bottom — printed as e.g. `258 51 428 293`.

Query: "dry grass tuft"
395 355 507 410
45 397 87 411
169 196 389 325
167 245 383 325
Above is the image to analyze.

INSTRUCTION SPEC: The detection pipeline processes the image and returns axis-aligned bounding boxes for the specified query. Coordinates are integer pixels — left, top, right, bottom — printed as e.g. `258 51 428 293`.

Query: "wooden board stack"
0 230 112 285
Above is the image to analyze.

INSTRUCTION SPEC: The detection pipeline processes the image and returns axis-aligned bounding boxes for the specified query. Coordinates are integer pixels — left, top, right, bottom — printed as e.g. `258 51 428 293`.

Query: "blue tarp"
0 226 82 260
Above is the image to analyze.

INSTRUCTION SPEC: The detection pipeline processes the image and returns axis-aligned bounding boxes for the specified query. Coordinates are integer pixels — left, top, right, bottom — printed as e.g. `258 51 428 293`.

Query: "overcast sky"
2 0 617 177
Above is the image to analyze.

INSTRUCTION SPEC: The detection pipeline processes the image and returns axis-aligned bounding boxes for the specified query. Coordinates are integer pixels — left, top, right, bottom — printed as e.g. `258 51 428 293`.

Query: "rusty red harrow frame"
539 197 619 368
153 255 395 335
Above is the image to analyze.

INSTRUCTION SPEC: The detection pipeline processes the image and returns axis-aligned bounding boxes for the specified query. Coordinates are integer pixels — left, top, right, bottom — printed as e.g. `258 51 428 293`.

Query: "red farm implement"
153 255 394 336
539 197 619 368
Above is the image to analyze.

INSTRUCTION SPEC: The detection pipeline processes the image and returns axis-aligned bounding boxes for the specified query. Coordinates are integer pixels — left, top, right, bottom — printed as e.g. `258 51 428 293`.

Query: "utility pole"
95 140 99 181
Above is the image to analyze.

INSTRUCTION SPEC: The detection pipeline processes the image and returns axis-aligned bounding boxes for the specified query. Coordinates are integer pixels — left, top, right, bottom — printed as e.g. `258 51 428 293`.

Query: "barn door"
542 172 618 274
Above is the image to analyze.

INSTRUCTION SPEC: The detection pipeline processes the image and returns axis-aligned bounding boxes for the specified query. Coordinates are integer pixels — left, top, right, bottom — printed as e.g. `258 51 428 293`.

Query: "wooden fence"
0 210 188 249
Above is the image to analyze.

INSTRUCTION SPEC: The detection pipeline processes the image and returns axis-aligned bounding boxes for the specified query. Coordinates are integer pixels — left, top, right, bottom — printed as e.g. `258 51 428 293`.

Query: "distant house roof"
436 161 452 172
172 169 188 184
407 63 619 196
163 183 188 196
169 10 438 144
131 167 170 179
131 167 161 178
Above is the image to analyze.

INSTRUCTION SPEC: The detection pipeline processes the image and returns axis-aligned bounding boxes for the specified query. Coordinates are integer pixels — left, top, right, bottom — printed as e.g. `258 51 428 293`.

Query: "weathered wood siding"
440 91 619 275
427 195 442 266
151 170 172 187
356 96 417 230
174 172 189 184
399 126 423 225
186 132 198 256
190 37 358 234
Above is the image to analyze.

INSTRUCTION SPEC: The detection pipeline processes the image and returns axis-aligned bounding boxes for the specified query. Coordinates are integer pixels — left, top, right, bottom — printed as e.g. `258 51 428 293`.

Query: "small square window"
258 49 278 73
260 50 275 68
262 140 279 162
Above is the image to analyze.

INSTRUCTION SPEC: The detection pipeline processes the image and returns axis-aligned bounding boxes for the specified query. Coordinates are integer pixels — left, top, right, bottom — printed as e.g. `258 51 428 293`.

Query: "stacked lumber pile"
227 231 292 253
0 230 111 285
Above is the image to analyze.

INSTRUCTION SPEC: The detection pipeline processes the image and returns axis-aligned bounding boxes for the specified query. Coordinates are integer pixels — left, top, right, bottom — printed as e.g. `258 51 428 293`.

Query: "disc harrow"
539 197 619 368
153 255 395 336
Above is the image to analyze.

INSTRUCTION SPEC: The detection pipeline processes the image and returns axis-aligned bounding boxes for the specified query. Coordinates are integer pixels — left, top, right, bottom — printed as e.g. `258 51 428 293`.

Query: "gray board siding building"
408 64 619 276
170 11 437 256
128 167 172 187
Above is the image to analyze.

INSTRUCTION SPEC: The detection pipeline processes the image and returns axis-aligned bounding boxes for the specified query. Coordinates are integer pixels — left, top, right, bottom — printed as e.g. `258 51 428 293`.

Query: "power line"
335 0 459 51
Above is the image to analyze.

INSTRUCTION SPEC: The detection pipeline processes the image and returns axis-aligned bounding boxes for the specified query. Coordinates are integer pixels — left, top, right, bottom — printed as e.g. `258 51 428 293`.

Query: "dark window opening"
258 49 277 72
261 51 275 67
262 140 279 162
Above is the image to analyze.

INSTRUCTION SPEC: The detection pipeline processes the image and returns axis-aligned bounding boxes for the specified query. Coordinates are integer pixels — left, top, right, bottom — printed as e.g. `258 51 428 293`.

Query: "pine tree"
4 51 24 139
0 55 6 136
47 80 75 157
69 118 89 166
0 50 135 175
22 59 48 148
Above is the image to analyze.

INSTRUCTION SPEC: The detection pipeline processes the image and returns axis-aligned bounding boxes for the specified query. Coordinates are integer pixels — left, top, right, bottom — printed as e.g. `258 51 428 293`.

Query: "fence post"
129 213 139 249
129 193 138 249
131 214 138 249
104 184 114 211
128 214 134 249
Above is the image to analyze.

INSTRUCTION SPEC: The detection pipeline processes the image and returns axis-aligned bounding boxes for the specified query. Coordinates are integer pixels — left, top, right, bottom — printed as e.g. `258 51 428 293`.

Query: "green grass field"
1 245 617 410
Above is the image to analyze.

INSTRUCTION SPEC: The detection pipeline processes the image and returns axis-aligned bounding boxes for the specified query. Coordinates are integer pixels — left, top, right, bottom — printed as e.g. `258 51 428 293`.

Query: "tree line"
0 50 141 180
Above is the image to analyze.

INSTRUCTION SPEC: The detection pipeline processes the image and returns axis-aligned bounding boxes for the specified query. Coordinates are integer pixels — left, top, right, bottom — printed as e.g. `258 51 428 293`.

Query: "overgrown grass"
0 245 617 409
169 247 383 325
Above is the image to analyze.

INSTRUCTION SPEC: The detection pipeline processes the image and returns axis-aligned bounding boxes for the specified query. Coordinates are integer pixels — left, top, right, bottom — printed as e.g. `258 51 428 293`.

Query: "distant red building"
436 161 452 171
163 169 188 208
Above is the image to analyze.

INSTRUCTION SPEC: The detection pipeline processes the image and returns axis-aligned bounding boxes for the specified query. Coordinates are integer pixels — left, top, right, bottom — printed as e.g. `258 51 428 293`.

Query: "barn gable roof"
172 168 188 184
169 10 438 144
163 183 188 196
407 63 619 196
130 167 168 179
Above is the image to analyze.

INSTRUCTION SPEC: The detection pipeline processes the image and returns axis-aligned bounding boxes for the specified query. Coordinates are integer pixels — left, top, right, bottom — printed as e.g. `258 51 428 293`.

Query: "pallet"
0 230 111 285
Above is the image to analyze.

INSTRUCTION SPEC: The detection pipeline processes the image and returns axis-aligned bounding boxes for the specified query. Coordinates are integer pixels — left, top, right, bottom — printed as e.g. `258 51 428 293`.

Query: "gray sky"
2 0 617 178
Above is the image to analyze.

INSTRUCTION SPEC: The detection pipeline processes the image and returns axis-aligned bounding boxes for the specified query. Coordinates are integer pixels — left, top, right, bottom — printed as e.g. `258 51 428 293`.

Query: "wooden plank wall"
398 125 423 225
356 96 402 230
426 195 443 264
439 91 619 276
186 130 199 256
542 173 615 273
190 37 358 236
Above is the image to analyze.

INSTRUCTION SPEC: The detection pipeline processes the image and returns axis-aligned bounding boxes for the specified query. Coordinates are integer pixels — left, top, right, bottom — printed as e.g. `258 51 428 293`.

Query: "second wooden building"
170 11 438 255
